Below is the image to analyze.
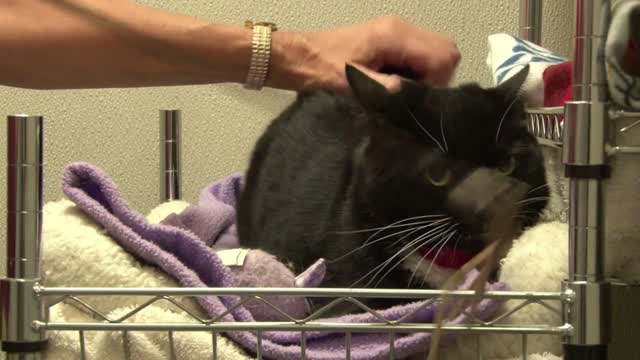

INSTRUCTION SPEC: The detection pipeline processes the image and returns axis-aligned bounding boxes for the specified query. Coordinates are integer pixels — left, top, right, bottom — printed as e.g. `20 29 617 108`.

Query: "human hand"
268 16 461 93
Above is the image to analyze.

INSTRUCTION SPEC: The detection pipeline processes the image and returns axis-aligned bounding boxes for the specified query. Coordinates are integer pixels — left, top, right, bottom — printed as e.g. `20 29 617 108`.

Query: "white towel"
45 302 251 360
41 199 251 360
440 222 568 360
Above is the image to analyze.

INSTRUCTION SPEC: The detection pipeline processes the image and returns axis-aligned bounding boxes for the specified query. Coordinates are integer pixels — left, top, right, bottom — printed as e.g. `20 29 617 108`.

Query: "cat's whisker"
418 240 454 289
407 226 459 287
334 214 449 234
327 225 431 263
356 225 451 288
374 223 459 288
380 246 441 289
351 233 430 287
362 215 450 246
423 230 457 283
328 219 443 235
405 105 446 152
302 217 442 238
348 219 454 287
515 209 541 215
495 95 520 144
527 183 550 194
405 234 453 289
388 225 435 247
385 220 452 250
516 197 551 205
408 249 431 288
352 244 414 288
518 196 551 201
371 233 449 288
366 217 450 245
365 230 444 286
416 225 457 262
440 111 449 153
362 218 450 252
451 234 462 259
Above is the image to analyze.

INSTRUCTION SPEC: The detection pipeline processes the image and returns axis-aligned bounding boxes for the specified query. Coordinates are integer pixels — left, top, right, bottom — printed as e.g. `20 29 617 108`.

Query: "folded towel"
42 199 205 318
46 302 252 360
160 174 242 248
605 0 640 110
542 62 573 107
438 222 567 359
62 162 508 360
486 33 568 107
42 199 251 359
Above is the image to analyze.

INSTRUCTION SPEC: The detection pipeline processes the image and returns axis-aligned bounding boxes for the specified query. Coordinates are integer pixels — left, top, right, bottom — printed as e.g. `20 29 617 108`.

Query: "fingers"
372 16 461 86
350 63 404 93
429 39 461 85
421 43 461 85
280 16 461 94
404 30 460 86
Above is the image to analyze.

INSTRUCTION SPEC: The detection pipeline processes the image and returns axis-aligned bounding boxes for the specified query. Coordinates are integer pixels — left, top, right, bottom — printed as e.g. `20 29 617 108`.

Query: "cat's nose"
445 167 530 235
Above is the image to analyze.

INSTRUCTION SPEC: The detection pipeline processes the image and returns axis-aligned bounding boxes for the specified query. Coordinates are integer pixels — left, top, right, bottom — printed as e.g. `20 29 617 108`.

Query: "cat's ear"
345 64 391 110
496 64 529 98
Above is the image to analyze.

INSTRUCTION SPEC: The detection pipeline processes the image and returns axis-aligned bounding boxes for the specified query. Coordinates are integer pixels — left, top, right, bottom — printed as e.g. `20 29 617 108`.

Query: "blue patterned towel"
486 33 567 107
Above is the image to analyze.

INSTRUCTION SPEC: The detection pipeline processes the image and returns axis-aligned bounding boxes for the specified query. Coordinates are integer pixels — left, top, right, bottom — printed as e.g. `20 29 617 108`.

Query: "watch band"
244 21 277 90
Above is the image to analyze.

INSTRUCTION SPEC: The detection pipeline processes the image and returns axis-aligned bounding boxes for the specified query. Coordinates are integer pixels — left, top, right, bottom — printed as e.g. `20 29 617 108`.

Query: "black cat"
237 64 548 313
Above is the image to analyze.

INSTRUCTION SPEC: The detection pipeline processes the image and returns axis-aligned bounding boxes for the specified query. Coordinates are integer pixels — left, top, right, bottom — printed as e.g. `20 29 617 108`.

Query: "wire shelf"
28 286 572 359
525 107 564 148
526 106 640 151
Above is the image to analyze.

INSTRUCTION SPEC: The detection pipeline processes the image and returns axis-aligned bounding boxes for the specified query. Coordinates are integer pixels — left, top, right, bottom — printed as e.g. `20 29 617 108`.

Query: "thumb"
349 63 404 93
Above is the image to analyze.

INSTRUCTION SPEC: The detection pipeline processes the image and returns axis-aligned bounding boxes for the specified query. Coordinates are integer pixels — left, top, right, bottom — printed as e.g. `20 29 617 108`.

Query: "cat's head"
345 64 548 280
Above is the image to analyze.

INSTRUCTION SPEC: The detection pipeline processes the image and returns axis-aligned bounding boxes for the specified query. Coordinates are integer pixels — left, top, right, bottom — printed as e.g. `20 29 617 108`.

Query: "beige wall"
0 0 573 278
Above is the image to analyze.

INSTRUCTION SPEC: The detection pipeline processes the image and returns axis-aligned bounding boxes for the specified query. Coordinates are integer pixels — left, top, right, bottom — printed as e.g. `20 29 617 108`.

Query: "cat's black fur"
237 65 548 313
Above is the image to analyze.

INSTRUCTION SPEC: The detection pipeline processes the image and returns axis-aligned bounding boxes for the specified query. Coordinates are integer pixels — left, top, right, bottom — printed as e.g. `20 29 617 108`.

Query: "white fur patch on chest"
401 253 455 289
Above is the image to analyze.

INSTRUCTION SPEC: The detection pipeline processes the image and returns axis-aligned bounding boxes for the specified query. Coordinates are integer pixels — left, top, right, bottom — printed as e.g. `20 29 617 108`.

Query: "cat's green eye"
426 166 451 187
497 156 517 176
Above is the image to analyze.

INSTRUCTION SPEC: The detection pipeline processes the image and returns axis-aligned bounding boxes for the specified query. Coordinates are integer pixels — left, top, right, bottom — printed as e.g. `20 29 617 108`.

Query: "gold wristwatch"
244 20 278 90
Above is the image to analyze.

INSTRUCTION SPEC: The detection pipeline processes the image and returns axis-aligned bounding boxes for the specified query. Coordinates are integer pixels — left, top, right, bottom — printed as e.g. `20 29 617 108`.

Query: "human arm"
0 0 266 89
0 0 460 92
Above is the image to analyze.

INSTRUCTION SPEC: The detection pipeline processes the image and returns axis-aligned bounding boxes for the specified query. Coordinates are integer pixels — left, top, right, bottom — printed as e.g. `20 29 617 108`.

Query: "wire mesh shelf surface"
30 286 572 360
525 107 564 148
525 106 640 151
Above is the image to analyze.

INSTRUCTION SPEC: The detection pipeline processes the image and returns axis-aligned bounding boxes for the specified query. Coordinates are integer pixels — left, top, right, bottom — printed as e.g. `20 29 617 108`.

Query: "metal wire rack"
525 107 564 148
526 107 640 153
2 0 637 359
36 287 569 359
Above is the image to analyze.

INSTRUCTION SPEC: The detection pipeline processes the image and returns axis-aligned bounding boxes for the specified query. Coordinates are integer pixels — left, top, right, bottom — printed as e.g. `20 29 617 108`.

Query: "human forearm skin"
0 0 305 90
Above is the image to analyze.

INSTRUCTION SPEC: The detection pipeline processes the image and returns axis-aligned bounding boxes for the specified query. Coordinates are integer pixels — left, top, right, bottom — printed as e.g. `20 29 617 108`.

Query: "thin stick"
427 198 520 360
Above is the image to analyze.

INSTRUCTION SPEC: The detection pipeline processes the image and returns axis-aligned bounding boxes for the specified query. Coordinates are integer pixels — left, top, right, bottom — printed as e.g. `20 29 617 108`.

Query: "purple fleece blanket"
61 162 510 360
